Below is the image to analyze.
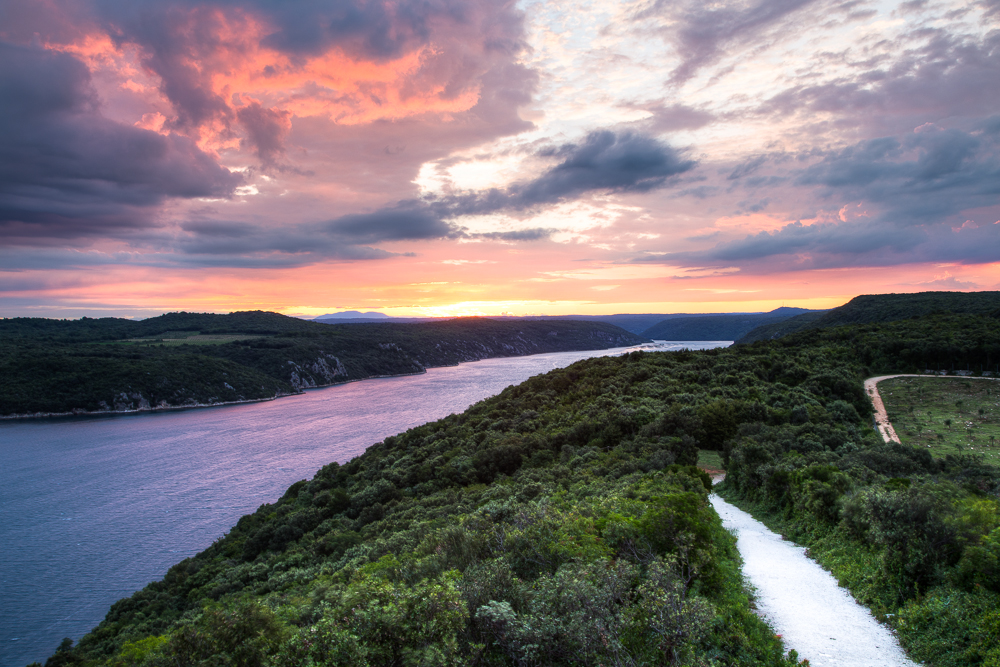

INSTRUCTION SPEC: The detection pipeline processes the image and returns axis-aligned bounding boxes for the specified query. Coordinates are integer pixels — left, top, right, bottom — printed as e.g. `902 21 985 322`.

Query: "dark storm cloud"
429 130 694 220
250 0 480 57
0 42 241 244
639 0 818 85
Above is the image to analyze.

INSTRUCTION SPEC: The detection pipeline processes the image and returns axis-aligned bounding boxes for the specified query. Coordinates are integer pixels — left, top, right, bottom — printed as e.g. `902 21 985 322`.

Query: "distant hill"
314 311 392 320
529 312 767 335
640 307 820 341
0 313 647 418
314 312 774 335
736 291 1000 344
731 311 828 343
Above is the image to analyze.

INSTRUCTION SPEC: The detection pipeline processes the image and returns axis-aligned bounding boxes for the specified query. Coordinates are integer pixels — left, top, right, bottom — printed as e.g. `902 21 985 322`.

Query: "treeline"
737 290 1000 343
778 313 1000 374
0 311 323 342
0 313 646 417
641 308 818 342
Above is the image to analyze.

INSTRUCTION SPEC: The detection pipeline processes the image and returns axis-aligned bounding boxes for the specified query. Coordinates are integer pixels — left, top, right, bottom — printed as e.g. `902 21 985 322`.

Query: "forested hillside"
38 307 1000 666
0 313 646 418
641 308 818 341
737 291 1000 343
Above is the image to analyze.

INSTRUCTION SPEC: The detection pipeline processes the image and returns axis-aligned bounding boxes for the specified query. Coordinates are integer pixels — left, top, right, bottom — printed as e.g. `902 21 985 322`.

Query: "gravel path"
710 494 917 667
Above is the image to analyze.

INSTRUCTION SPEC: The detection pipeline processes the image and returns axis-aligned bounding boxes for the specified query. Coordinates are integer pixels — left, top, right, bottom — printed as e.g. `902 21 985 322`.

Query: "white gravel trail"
710 494 918 667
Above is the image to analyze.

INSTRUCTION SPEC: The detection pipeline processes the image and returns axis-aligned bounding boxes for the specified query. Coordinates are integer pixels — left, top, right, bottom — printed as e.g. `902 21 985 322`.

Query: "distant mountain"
766 306 818 317
736 291 1000 344
314 311 392 320
640 307 821 341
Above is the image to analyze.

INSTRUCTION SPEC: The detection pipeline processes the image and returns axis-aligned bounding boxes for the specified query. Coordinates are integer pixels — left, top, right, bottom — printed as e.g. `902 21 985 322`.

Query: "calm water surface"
0 342 728 666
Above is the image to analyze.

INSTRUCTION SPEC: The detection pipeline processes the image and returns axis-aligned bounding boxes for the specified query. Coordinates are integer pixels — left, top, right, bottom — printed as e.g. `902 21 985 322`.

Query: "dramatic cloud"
173 219 396 266
512 131 696 204
643 219 1000 271
236 101 291 166
0 41 241 244
637 118 1000 272
85 0 531 149
761 29 1000 135
641 103 716 133
640 0 818 85
330 131 692 242
798 124 1000 223
324 206 456 245
165 129 694 266
3 0 1000 317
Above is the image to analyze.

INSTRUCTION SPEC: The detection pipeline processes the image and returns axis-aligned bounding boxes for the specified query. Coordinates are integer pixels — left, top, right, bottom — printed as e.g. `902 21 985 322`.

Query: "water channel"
0 342 728 666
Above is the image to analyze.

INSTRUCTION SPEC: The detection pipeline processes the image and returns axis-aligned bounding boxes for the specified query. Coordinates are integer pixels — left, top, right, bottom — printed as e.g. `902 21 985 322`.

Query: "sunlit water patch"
0 342 728 666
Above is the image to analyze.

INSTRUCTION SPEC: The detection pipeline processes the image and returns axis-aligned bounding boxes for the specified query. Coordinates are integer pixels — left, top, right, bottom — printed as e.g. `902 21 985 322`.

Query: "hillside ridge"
641 307 820 341
736 291 1000 343
41 310 1000 667
0 313 647 419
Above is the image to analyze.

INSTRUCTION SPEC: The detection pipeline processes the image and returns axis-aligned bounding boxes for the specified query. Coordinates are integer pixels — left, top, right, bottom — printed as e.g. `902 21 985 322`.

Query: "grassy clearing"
120 332 268 346
880 376 1000 463
698 448 725 472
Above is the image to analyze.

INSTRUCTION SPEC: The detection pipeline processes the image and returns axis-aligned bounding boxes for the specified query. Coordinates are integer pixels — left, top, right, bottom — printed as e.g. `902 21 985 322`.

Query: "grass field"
879 376 1000 463
120 332 267 346
697 449 725 472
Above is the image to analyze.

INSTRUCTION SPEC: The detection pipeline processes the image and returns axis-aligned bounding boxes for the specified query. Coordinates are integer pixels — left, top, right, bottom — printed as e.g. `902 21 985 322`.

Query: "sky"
1 0 999 319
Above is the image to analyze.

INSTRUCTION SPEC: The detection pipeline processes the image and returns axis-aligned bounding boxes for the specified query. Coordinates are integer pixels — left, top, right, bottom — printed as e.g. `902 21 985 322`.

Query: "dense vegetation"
737 291 1000 344
0 313 645 417
641 308 817 342
720 311 1000 666
40 320 891 667
35 297 1000 666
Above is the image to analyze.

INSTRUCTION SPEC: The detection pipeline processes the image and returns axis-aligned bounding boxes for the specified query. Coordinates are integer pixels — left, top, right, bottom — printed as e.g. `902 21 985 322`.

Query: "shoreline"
0 343 661 422
0 369 436 422
0 341 688 422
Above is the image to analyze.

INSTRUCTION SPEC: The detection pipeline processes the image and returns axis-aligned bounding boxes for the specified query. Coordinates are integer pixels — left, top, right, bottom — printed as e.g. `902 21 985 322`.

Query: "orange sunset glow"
2 0 999 318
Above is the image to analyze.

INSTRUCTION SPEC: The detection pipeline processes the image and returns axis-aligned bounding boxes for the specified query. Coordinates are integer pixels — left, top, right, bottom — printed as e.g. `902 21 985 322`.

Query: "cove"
0 341 727 667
